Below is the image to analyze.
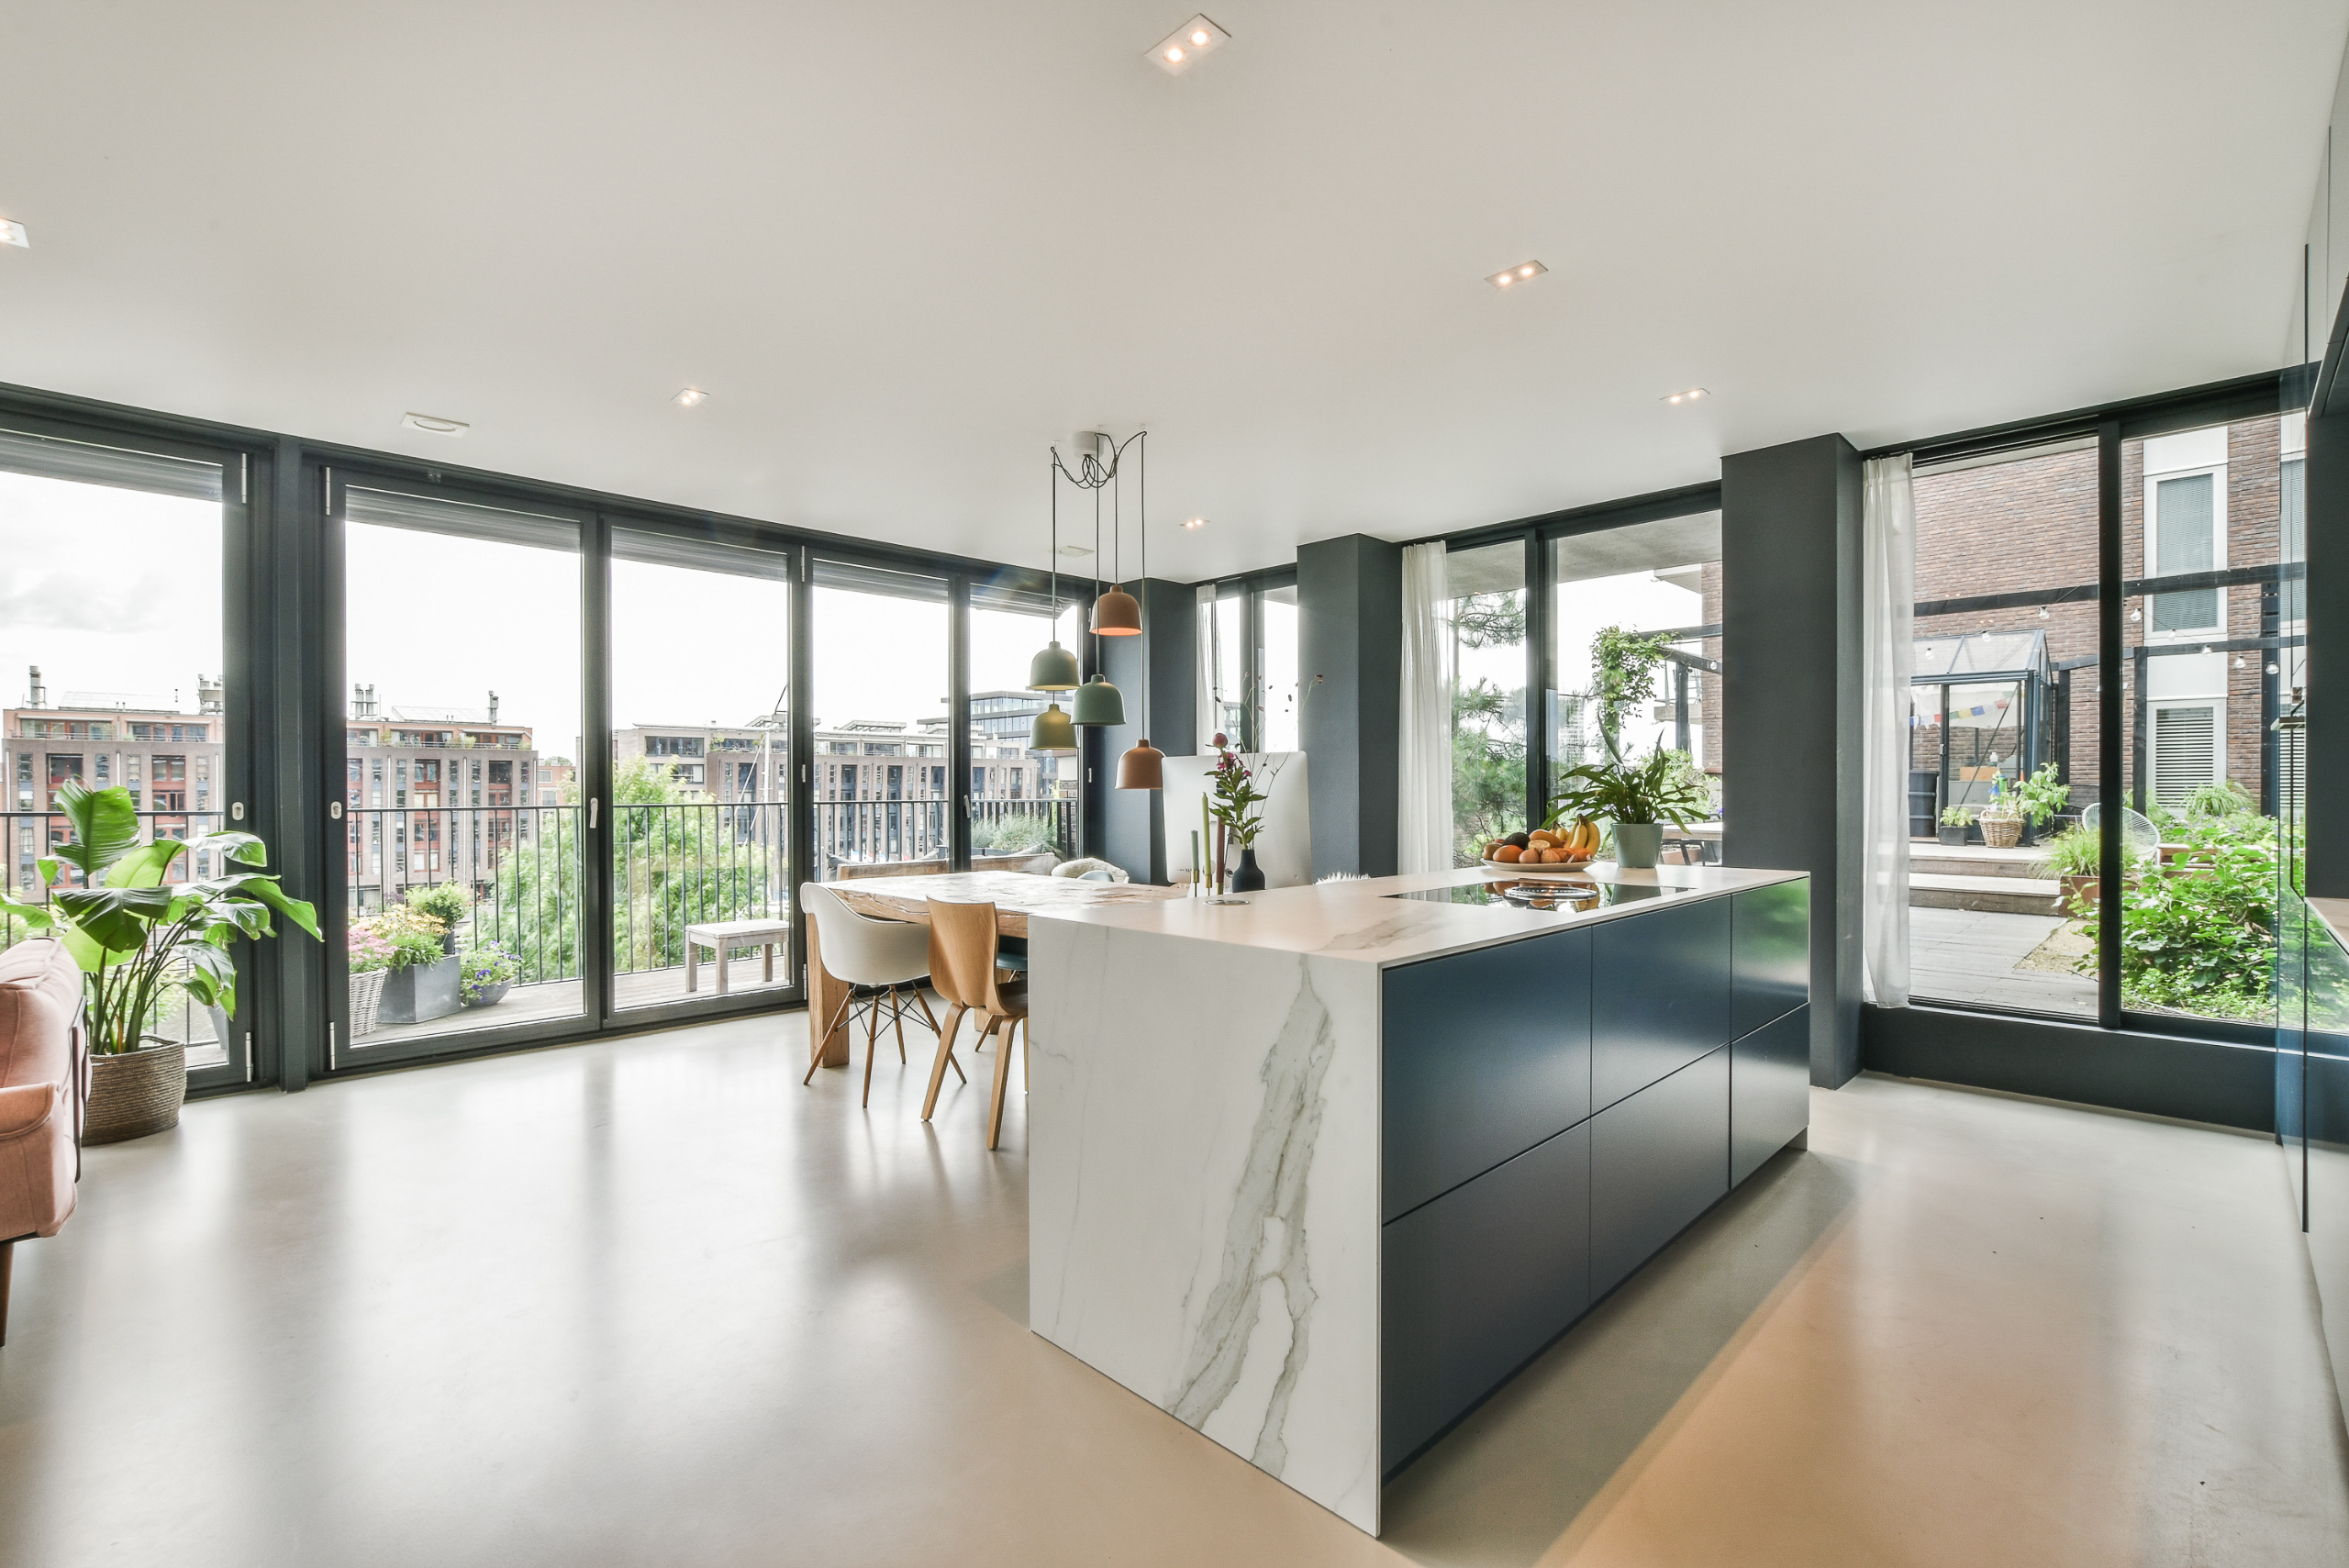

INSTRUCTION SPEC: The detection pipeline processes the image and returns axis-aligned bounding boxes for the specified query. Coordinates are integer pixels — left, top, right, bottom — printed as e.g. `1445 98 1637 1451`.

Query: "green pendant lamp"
1030 700 1078 755
1117 431 1163 791
1029 458 1082 694
1070 673 1124 727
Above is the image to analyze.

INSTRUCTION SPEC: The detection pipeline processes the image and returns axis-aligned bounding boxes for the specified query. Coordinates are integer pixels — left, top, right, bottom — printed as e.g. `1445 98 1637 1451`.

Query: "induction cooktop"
1387 877 1687 912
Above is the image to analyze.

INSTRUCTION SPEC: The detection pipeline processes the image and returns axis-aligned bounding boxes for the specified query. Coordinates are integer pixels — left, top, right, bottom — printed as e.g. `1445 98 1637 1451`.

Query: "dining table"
807 871 1187 1067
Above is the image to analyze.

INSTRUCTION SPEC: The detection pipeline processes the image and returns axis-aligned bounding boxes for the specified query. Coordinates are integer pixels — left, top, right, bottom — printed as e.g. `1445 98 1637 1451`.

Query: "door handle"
589 798 599 830
328 800 343 821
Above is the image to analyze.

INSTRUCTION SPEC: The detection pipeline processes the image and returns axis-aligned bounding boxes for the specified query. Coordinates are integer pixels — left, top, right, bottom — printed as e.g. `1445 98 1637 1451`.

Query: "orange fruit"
1493 844 1520 862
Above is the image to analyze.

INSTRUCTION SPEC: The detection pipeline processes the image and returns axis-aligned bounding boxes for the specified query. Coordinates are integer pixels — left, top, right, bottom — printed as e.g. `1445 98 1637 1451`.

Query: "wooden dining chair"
921 898 1029 1149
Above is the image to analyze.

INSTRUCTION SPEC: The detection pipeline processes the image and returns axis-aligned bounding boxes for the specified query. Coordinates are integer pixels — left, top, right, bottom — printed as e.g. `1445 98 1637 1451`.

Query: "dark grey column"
1298 534 1402 879
1099 579 1196 884
1721 436 1863 1088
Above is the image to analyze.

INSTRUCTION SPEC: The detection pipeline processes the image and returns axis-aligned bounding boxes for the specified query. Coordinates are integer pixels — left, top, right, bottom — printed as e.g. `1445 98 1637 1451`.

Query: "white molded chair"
800 883 955 1107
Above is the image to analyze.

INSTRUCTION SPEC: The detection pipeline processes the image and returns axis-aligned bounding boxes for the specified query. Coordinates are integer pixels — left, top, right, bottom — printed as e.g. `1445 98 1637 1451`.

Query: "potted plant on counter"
0 781 317 1143
1206 734 1290 893
1937 805 1975 848
1543 743 1709 870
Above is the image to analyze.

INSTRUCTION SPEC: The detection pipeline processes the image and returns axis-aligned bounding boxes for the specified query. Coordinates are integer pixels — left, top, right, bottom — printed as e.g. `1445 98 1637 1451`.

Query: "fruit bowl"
1480 852 1594 874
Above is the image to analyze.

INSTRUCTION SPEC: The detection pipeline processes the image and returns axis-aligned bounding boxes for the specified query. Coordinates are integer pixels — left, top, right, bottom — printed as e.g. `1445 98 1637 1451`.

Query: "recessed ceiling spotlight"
1058 543 1095 557
399 412 469 437
674 387 708 407
1181 517 1207 529
1663 387 1709 405
1150 14 1229 73
0 220 27 250
1487 260 1546 288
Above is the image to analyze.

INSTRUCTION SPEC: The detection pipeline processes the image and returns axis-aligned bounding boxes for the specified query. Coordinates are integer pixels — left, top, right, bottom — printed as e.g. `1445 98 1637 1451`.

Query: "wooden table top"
818 871 1184 937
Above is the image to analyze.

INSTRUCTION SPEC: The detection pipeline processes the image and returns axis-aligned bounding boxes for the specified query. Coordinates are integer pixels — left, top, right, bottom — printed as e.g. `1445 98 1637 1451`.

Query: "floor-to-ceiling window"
0 423 254 1085
1443 540 1530 866
1194 569 1298 753
607 527 795 1013
334 484 587 1057
967 576 1085 865
810 560 952 877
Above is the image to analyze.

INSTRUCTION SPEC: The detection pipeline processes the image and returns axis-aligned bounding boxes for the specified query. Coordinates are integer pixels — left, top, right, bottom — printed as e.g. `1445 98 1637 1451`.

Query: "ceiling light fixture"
1663 388 1709 405
399 412 469 437
1150 14 1229 74
1181 517 1206 529
0 221 27 250
674 387 707 407
1487 260 1546 288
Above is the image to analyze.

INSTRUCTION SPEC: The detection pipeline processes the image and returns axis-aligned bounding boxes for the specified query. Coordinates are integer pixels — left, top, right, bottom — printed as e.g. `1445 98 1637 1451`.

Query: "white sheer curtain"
1862 454 1916 1006
1195 584 1220 751
1398 542 1454 874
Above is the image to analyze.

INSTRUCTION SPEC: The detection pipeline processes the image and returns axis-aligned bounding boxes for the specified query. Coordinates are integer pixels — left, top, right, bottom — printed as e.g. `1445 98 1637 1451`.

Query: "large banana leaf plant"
0 781 319 1055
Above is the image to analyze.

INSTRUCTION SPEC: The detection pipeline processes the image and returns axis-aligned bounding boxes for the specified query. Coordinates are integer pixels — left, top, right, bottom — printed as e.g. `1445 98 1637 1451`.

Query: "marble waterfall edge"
1029 917 1383 1533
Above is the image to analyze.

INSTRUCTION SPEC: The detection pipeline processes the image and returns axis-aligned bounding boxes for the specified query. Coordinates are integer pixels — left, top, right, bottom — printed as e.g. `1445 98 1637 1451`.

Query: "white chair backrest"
1079 869 1116 882
799 884 931 986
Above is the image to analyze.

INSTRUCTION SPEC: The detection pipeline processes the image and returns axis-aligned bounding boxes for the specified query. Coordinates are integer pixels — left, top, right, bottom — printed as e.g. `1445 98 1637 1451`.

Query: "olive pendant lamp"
1070 473 1126 726
1030 699 1078 756
1116 429 1163 791
1028 457 1081 694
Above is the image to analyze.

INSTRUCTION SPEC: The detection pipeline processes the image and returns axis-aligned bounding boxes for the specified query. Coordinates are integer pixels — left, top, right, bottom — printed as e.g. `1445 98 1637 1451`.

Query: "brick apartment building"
6 665 228 893
344 684 541 909
1909 412 2301 830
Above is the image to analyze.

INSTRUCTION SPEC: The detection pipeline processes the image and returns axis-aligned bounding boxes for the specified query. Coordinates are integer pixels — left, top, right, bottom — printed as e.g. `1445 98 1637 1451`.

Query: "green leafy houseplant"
2013 762 2070 828
0 781 319 1055
404 880 472 949
2032 824 2101 879
1543 742 1710 830
1939 805 1976 828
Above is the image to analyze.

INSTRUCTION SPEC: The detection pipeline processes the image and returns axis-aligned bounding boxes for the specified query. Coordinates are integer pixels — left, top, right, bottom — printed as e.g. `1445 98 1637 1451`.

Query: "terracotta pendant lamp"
1091 439 1142 637
1115 430 1163 792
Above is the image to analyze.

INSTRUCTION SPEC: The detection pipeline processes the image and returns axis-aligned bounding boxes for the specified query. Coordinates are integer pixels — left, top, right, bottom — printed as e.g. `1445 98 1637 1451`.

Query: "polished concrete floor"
2 1017 2344 1567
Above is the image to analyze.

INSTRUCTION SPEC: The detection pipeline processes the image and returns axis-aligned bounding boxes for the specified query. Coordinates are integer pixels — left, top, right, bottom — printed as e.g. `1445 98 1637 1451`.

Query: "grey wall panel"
1383 929 1592 1220
1731 1005 1810 1186
1590 896 1732 1110
1382 1121 1591 1468
1731 880 1810 1039
1099 577 1196 884
1722 434 1864 1086
1590 1046 1730 1298
1299 534 1403 878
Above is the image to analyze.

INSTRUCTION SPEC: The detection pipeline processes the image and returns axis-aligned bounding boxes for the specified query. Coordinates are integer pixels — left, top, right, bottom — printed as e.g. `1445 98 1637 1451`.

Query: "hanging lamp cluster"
1027 428 1161 788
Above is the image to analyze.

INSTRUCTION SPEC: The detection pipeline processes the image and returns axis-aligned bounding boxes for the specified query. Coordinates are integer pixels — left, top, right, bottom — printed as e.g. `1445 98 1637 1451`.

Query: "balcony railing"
816 796 1078 879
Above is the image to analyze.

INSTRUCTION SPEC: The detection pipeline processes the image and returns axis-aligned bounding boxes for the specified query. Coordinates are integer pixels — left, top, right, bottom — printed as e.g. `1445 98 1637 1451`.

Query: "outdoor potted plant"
1937 805 1976 848
362 902 462 1024
1977 777 2024 849
459 939 521 1009
2034 824 2102 916
1544 743 1709 870
0 780 318 1143
2012 762 2071 849
348 920 395 1037
405 880 473 955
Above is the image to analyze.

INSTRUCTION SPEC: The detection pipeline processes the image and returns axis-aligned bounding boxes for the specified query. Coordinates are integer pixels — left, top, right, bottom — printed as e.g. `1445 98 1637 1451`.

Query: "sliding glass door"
0 420 259 1088
810 560 952 877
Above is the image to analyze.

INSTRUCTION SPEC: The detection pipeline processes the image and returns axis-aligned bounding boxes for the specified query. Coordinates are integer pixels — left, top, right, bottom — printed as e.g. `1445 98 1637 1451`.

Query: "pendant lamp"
1028 458 1081 694
1116 430 1163 791
1070 673 1124 727
1092 448 1142 635
1030 700 1078 756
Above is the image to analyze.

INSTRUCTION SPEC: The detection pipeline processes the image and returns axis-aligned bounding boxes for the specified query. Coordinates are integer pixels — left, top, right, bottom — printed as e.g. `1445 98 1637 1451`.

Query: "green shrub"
2078 811 2277 1019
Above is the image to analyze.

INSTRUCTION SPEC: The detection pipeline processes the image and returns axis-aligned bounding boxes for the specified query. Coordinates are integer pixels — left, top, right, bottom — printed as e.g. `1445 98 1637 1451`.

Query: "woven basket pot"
1981 814 2023 849
85 1040 187 1145
350 967 389 1037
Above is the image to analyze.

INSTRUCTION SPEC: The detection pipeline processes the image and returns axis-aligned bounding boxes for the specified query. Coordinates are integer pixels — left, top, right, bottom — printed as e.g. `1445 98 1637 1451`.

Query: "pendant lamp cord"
1138 430 1148 740
1047 454 1058 620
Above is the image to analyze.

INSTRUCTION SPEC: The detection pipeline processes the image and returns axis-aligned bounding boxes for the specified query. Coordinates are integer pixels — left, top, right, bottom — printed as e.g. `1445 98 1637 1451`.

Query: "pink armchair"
0 938 83 1347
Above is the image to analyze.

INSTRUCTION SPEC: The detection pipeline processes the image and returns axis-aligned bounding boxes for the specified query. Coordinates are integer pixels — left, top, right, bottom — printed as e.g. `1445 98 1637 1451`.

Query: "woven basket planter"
85 1040 187 1145
350 967 389 1038
1980 813 2023 849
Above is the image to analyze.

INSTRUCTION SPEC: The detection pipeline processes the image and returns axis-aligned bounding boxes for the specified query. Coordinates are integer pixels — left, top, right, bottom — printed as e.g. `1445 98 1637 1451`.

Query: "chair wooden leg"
0 1239 13 1349
807 988 859 1084
986 1015 1018 1150
861 992 882 1108
890 986 907 1063
922 1003 970 1120
907 985 942 1038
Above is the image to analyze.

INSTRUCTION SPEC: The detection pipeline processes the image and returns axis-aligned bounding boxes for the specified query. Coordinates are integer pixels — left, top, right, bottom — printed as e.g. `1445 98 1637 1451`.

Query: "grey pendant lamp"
1027 456 1082 694
1116 429 1164 791
1070 469 1126 727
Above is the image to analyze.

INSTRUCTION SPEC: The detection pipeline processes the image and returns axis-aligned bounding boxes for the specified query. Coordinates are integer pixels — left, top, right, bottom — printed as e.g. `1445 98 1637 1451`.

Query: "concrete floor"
2 1018 2343 1566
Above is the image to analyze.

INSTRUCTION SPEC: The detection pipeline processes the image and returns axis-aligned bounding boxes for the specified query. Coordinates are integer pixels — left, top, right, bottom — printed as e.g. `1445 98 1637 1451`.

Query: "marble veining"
1166 962 1335 1477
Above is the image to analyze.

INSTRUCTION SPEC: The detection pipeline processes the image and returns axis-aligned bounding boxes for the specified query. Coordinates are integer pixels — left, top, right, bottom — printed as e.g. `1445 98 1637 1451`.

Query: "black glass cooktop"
1388 877 1687 913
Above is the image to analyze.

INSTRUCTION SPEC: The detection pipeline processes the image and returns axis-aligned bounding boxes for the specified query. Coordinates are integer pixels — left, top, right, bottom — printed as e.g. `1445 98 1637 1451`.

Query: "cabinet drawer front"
1731 1004 1809 1186
1591 897 1732 1110
1383 929 1591 1221
1732 881 1810 1039
1590 1046 1729 1299
1382 1121 1591 1467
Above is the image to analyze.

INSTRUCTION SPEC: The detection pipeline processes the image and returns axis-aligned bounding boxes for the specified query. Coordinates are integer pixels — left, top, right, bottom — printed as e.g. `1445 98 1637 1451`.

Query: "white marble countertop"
1026 862 1805 968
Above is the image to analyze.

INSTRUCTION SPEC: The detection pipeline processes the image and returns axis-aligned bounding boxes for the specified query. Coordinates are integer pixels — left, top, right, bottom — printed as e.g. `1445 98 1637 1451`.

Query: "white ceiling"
1 2 2341 582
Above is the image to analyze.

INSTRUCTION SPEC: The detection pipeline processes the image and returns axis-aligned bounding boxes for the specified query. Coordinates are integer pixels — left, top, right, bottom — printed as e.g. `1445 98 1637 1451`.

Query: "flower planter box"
376 954 462 1026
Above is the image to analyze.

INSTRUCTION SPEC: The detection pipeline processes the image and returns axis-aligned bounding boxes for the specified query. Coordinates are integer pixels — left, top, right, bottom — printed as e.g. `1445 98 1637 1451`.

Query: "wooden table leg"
806 916 852 1069
686 939 700 994
716 942 731 995
763 942 775 984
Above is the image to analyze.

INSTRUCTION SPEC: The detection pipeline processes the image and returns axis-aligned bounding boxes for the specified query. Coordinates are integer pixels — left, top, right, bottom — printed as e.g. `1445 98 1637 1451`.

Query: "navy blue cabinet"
1731 881 1809 1040
1382 929 1592 1221
1381 1121 1590 1466
1731 1004 1810 1185
1590 897 1732 1111
1589 1046 1730 1298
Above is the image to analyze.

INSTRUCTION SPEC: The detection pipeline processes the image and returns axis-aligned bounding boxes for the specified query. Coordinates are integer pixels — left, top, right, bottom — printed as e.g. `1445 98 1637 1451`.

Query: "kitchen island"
1027 862 1809 1535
